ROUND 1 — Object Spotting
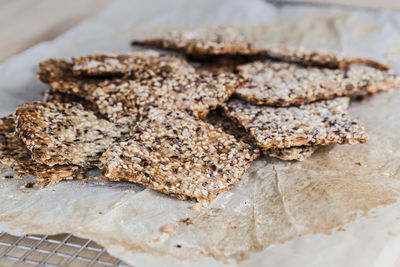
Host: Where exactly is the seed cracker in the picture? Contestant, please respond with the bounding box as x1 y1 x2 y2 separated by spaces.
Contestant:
101 108 259 201
262 45 389 70
0 115 84 187
90 71 243 124
72 51 195 77
14 102 128 167
222 97 368 150
43 89 100 113
205 110 317 161
131 26 389 70
131 26 388 70
38 59 127 100
235 60 399 106
132 26 260 56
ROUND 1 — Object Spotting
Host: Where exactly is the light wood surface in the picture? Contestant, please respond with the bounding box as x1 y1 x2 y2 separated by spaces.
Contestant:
0 0 110 62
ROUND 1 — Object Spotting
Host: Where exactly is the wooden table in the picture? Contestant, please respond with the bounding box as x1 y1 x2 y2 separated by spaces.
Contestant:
1 0 397 62
0 0 110 62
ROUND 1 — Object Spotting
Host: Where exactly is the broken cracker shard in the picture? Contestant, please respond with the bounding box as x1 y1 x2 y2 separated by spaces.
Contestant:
222 97 368 150
236 60 399 106
131 26 389 70
205 109 317 161
14 102 127 168
0 115 85 188
38 53 244 125
100 108 259 201
71 51 196 77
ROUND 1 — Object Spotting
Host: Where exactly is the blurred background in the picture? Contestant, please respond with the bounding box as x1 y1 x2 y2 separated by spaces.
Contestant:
0 0 399 62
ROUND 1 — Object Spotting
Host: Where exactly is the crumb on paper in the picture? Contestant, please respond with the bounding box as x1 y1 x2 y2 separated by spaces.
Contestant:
162 223 175 233
25 182 35 188
178 218 193 225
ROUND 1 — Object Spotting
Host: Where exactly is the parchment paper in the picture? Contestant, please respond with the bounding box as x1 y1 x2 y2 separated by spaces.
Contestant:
1 0 400 266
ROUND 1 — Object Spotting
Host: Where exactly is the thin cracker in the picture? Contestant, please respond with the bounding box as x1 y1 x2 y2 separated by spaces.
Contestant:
72 51 195 77
14 102 128 167
222 97 368 150
101 108 259 201
38 59 121 99
132 26 388 70
90 71 243 124
131 26 260 56
205 110 317 161
0 115 85 187
236 60 399 106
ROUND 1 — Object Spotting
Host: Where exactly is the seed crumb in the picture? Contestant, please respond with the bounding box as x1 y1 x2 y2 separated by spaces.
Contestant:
25 182 35 188
178 218 193 225
162 223 175 234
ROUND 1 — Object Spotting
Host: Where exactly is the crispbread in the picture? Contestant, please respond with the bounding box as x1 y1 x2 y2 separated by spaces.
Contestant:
235 60 399 106
205 110 317 161
38 59 121 99
101 108 259 201
0 115 84 187
262 45 389 70
43 89 100 113
132 26 260 56
90 71 243 123
222 97 368 150
72 51 195 77
14 102 128 167
131 26 389 70
38 55 240 123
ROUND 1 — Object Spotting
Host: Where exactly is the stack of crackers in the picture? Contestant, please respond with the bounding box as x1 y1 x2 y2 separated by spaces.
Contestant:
1 27 398 201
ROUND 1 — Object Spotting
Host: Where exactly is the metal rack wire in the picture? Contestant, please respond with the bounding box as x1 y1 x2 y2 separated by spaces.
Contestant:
0 232 131 267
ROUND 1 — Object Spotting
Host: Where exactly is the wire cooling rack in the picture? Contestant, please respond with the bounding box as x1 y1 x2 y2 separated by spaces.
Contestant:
0 232 131 267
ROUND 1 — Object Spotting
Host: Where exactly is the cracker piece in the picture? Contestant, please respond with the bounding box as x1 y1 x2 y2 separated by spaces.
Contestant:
205 110 316 161
222 97 368 150
101 108 259 201
43 89 100 113
0 115 84 187
14 102 128 167
235 60 399 106
263 46 389 70
90 71 243 123
132 27 388 70
72 51 195 77
132 26 260 56
38 59 121 99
